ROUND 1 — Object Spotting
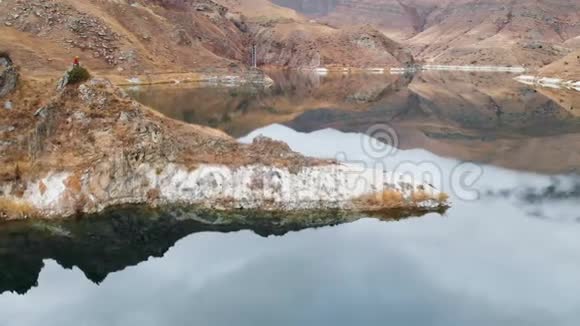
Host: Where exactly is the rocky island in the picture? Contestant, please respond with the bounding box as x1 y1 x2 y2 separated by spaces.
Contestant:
0 57 449 221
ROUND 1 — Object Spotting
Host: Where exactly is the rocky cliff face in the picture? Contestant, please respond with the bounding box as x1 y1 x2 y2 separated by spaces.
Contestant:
12 162 444 218
251 24 413 68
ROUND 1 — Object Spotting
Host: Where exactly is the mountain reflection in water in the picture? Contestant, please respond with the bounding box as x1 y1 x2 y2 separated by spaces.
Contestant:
128 70 580 174
0 206 426 295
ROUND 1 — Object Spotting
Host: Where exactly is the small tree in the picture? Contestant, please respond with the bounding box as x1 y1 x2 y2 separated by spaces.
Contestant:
67 65 91 84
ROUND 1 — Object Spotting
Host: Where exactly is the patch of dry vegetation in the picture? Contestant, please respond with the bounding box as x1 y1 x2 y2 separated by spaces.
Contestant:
356 189 406 208
412 190 432 203
0 197 38 220
436 192 449 204
356 188 450 209
0 161 31 182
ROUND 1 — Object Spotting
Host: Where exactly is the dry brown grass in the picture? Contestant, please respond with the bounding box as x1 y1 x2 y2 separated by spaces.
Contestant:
0 197 38 219
437 192 450 204
356 189 449 210
412 190 433 203
147 188 160 201
65 173 82 193
0 161 32 182
356 189 406 208
412 190 450 205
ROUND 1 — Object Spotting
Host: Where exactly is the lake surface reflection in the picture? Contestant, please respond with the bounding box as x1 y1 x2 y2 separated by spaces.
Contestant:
129 70 580 174
1 71 580 326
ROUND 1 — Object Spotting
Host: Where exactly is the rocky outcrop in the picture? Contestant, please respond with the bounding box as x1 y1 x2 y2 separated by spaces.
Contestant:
2 0 121 65
9 162 445 218
251 24 414 68
0 74 448 220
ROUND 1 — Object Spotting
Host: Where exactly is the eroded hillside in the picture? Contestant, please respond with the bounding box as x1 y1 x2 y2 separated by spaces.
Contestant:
0 0 252 76
273 0 580 68
220 0 414 67
540 49 580 79
0 0 413 78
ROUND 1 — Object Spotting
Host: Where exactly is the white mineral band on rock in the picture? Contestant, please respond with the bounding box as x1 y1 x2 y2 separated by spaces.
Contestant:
10 163 448 218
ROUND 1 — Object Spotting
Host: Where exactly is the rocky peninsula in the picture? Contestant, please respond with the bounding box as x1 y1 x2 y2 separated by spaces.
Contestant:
0 62 449 221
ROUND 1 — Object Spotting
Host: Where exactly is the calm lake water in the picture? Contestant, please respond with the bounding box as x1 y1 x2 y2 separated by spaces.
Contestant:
2 71 580 325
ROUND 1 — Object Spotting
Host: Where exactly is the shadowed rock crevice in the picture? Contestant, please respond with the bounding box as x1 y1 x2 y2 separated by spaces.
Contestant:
0 52 19 98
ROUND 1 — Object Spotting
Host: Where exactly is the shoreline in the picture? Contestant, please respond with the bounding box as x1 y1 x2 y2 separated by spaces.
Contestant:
17 63 539 90
514 75 580 91
1 162 449 221
391 64 527 74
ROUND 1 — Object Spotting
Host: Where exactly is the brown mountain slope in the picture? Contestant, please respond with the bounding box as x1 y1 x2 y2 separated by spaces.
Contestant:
0 0 254 76
220 0 414 67
273 0 439 41
407 0 580 67
539 49 580 79
251 23 414 68
272 0 580 68
0 0 412 78
564 35 580 49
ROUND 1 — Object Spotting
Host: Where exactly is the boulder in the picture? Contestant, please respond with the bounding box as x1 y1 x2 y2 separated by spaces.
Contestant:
56 68 72 91
0 54 19 98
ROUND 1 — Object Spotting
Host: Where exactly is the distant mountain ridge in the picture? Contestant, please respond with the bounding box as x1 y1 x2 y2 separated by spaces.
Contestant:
272 0 580 69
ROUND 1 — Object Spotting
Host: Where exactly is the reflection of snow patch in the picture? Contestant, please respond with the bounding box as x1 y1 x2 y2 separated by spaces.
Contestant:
513 75 536 85
367 68 385 74
423 65 526 73
514 75 580 92
313 67 328 76
392 65 525 73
